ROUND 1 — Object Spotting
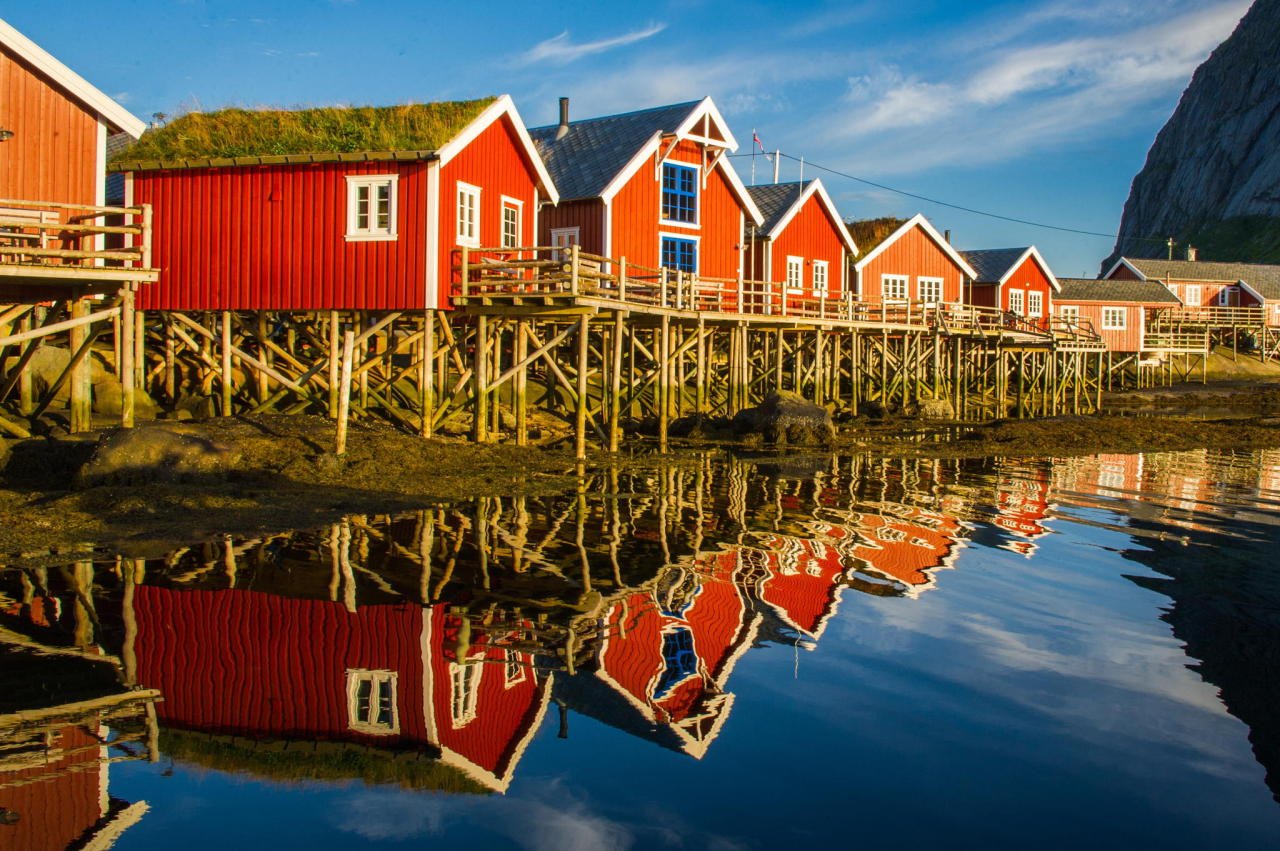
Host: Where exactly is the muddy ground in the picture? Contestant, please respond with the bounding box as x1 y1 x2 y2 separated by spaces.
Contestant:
2 381 1279 562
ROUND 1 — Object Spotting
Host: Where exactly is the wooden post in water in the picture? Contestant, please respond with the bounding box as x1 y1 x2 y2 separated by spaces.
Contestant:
575 314 589 460
610 311 623 452
335 329 355 455
659 315 671 451
516 318 529 446
695 316 707 414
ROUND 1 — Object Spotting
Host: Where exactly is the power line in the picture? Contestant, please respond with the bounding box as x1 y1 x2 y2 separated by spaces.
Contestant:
731 150 1165 245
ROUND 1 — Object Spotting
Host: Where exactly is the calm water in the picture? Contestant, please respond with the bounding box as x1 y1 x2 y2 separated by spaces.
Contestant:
3 447 1280 849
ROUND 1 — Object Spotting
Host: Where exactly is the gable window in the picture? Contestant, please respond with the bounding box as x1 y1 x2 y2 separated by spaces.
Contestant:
456 182 481 247
346 669 399 735
1185 284 1201 306
918 277 943 306
661 235 697 274
786 256 803 292
882 275 908 301
1027 290 1044 317
813 261 829 297
1008 289 1025 315
500 197 522 250
661 162 698 225
1102 306 1127 330
345 175 398 241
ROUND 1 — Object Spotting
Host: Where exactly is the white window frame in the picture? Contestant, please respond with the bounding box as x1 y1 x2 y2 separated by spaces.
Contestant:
1184 284 1201 306
550 226 580 261
456 181 481 248
813 260 829 297
1027 290 1043 317
1008 289 1025 315
917 276 943 306
882 274 908 302
1102 306 1127 330
499 196 523 251
1058 304 1080 323
1218 286 1232 306
504 649 527 688
786 256 803 292
344 175 398 242
659 160 700 229
346 669 399 735
450 660 483 728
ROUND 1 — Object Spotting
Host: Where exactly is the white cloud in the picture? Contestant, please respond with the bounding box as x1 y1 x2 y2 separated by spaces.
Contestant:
522 23 667 65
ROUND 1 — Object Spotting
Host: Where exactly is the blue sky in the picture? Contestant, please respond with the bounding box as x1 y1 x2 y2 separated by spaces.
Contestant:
7 0 1250 276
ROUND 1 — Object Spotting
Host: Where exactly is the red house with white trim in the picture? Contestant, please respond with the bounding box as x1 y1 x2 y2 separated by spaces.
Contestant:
530 97 763 290
112 95 557 312
962 246 1059 326
1054 277 1181 353
744 179 857 301
1107 255 1280 325
850 213 977 305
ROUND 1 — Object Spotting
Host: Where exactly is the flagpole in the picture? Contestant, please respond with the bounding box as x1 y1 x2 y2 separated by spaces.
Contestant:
751 128 757 186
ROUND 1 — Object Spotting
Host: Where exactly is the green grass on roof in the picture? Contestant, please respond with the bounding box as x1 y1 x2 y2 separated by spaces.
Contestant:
846 217 907 258
111 97 497 163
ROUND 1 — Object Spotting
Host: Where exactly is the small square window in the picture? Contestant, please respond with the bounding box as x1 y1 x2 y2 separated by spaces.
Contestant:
1027 291 1043 317
786 256 803 291
1102 307 1127 330
457 182 481 247
918 277 943 305
345 175 397 241
1009 289 1025 315
882 275 908 301
346 669 399 735
661 236 696 273
813 261 829 297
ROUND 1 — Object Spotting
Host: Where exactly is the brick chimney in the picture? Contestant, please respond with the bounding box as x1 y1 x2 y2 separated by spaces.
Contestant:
1186 245 1198 262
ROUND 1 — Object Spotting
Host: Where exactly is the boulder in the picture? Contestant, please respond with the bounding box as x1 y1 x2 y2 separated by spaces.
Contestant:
917 397 955 420
731 390 835 445
75 424 243 487
92 375 160 418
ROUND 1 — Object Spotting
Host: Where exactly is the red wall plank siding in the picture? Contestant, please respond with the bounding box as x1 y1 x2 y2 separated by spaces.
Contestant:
0 45 99 206
1000 254 1055 325
967 283 997 308
539 199 605 255
1054 301 1146 352
0 725 103 851
440 115 545 308
133 161 428 311
859 225 965 302
1108 264 1140 281
754 194 848 298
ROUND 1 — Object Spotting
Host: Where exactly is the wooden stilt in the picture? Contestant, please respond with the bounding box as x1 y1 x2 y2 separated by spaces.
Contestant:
120 285 136 428
335 329 355 455
68 298 92 433
516 318 529 446
609 311 623 452
575 315 589 461
220 310 233 416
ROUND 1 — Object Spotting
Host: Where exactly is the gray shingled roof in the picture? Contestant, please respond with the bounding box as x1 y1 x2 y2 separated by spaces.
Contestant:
961 247 1030 284
1057 277 1181 304
529 100 702 201
745 181 812 235
1119 257 1280 300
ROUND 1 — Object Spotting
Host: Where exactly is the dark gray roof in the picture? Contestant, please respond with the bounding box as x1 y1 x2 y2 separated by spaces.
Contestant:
746 181 812 235
1057 277 1181 304
530 100 702 201
961 247 1030 284
1119 257 1280 300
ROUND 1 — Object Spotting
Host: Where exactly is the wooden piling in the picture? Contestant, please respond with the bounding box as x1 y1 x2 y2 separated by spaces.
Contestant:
335 329 355 455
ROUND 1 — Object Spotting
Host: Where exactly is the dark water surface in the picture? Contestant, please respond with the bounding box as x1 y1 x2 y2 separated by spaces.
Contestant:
3 448 1280 849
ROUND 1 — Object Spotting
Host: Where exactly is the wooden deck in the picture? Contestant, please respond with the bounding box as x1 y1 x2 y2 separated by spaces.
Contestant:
0 198 158 292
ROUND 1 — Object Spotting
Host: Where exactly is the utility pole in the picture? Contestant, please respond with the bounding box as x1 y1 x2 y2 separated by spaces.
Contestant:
1167 237 1175 260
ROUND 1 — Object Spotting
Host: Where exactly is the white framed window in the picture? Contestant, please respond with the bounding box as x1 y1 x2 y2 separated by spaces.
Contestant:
786 256 803 292
1058 304 1080 323
882 274 908 301
813 260 829 297
504 649 527 688
346 669 399 735
1008 289 1025 315
345 175 398 241
500 196 522 250
1218 286 1233 306
918 277 943 306
660 161 698 227
550 226 579 261
450 661 483 728
1185 284 1201 306
1027 290 1043 317
1102 306 1127 330
456 181 481 247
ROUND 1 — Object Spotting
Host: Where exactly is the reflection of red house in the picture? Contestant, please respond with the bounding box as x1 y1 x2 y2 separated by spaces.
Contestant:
815 506 966 597
589 555 759 758
992 465 1053 556
748 530 852 641
132 587 550 792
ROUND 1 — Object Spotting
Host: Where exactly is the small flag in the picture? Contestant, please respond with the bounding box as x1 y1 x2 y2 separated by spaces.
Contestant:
753 131 765 153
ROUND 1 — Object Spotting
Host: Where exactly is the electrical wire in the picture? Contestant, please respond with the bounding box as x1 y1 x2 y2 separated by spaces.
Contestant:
732 150 1166 245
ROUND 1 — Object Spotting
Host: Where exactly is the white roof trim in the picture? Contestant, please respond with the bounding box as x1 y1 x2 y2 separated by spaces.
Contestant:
673 96 739 152
1238 279 1271 303
436 94 559 203
0 18 146 138
766 179 858 254
1104 257 1147 281
854 213 978 278
993 246 1060 293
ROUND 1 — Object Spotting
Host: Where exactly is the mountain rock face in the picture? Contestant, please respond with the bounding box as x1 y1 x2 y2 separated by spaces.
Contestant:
1108 0 1280 269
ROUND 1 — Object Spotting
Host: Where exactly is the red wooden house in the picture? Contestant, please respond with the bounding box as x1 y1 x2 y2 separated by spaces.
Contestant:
0 19 145 210
111 95 557 312
530 97 763 286
1107 256 1280 325
132 587 550 792
744 179 858 300
962 246 1059 325
991 464 1053 557
850 213 977 305
1054 277 1181 353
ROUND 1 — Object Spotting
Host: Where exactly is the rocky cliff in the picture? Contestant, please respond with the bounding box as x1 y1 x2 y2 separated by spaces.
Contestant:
1108 0 1280 268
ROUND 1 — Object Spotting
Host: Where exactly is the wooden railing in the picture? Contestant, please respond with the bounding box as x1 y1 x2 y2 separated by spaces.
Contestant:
1143 330 1210 353
0 199 152 270
1152 305 1265 328
454 245 1109 348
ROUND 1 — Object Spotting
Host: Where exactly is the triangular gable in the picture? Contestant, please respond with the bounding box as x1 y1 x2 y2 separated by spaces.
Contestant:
1104 257 1148 281
1238 278 1272 303
437 94 559 203
995 246 1060 294
854 213 978 278
0 18 145 137
766 179 858 254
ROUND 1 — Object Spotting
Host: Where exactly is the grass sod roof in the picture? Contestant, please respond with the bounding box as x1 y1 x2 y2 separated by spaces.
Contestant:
845 217 908 259
108 97 497 171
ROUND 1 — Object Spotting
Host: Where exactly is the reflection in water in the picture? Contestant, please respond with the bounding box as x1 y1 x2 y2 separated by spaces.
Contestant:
2 448 1280 843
